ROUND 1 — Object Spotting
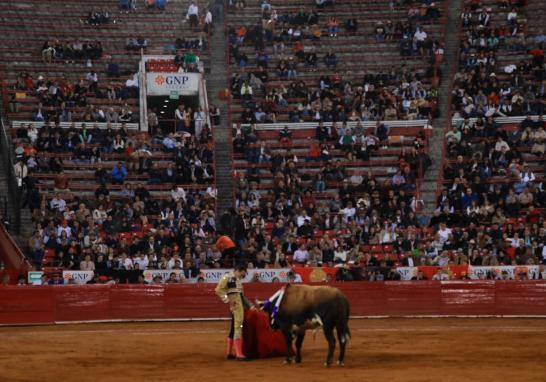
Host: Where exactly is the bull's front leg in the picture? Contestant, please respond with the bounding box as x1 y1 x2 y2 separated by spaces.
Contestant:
282 329 294 364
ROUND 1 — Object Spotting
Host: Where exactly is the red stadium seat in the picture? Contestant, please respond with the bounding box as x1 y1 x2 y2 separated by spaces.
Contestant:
382 245 394 253
371 245 383 254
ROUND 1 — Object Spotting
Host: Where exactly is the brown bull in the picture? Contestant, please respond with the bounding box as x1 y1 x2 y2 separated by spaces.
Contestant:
258 284 351 366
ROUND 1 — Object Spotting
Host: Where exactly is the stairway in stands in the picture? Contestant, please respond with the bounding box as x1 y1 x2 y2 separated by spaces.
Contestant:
421 0 463 215
206 0 234 218
0 118 33 243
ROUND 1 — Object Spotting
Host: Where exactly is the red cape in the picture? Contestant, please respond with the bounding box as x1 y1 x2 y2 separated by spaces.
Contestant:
243 309 292 359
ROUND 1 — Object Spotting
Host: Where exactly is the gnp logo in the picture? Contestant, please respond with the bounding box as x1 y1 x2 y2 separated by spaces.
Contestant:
155 75 166 85
155 74 190 86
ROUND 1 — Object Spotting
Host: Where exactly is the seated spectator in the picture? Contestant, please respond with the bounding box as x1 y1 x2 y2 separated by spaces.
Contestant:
345 18 358 33
279 126 292 144
106 60 120 77
126 37 148 50
111 161 128 184
324 50 337 68
119 0 136 13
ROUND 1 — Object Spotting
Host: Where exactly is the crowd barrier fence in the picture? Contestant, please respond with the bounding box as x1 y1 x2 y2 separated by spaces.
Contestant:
1 281 546 325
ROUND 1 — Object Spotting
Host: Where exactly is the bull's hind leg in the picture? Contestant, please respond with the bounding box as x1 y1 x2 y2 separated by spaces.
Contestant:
336 326 346 366
283 329 294 364
295 332 305 363
323 326 336 367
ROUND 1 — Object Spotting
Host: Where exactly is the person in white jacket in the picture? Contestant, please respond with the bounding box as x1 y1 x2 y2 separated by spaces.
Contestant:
186 1 199 29
193 106 206 138
13 160 28 188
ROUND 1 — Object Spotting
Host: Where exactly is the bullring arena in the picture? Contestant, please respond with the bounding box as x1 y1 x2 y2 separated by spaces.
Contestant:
2 282 546 381
1 0 546 381
2 318 546 382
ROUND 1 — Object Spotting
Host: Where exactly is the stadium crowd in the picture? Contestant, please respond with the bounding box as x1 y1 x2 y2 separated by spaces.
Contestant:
12 116 217 277
2 0 545 286
438 0 546 270
453 0 544 118
227 0 442 124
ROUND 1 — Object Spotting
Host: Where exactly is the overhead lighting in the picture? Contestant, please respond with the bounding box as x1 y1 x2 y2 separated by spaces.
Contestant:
160 111 165 114
164 99 169 103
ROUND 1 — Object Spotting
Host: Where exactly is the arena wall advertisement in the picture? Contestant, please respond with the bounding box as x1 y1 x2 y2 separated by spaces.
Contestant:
396 265 543 280
26 266 545 285
142 268 292 283
467 265 540 280
62 271 94 284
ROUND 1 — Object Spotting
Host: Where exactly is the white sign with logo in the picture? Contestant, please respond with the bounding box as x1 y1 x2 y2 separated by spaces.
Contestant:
62 271 94 284
468 265 540 280
143 268 292 284
396 267 419 281
146 72 200 96
143 270 188 283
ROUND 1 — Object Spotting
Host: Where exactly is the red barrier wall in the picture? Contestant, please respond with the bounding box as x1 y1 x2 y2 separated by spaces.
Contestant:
1 281 546 325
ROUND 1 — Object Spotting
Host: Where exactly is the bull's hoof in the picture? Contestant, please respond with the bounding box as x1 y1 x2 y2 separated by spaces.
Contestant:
295 358 302 364
226 355 236 360
324 362 332 368
283 358 294 365
337 361 345 367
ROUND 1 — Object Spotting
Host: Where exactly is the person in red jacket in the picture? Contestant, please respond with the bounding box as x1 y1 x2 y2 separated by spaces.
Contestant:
216 235 237 266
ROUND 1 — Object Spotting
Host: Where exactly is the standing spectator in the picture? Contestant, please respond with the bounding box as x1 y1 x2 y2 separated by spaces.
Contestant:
175 104 186 132
194 106 206 138
186 1 199 29
204 8 213 34
148 108 159 134
85 70 99 95
13 160 28 189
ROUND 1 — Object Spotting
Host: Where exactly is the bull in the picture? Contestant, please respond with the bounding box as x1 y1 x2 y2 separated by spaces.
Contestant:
257 284 351 367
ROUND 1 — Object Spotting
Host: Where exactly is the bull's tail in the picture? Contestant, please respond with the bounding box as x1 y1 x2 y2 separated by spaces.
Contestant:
338 296 351 344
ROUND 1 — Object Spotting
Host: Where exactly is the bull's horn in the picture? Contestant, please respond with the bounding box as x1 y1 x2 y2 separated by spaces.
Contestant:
255 299 265 305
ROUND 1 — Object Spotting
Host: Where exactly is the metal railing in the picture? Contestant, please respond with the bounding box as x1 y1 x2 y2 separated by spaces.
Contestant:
0 117 21 234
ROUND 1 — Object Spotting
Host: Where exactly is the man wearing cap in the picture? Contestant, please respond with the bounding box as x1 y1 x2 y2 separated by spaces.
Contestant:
215 264 252 360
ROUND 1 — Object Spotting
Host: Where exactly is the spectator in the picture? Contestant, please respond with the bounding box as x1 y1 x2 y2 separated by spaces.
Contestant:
111 162 128 184
187 1 199 29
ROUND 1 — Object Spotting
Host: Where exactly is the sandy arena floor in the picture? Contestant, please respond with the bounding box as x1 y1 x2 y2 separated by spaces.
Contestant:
0 319 545 382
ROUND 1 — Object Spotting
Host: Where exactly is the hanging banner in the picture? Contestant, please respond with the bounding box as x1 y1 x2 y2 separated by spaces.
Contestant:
146 72 200 96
